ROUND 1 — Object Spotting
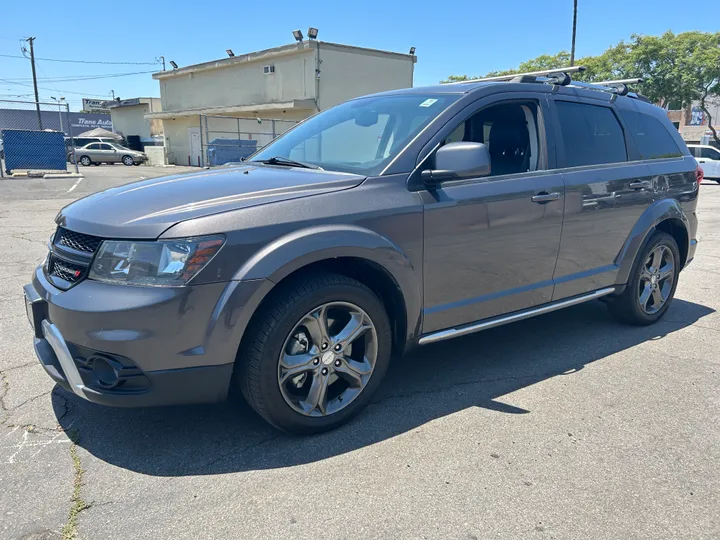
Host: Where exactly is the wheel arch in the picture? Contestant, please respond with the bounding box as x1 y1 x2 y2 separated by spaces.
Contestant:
615 198 691 285
208 225 422 363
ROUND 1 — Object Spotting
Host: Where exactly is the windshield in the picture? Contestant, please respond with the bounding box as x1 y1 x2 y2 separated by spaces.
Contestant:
250 93 460 175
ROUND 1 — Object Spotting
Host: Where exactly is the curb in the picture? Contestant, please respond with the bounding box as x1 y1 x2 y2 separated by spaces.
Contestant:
43 173 84 179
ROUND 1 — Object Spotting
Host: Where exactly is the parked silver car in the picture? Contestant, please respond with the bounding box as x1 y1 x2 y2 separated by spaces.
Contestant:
76 142 147 166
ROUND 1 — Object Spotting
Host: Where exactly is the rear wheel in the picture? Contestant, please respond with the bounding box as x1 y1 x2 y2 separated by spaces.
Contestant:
608 231 680 325
236 273 392 434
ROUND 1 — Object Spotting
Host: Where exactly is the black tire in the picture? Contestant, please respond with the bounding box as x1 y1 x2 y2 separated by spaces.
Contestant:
608 231 680 325
236 272 392 434
79 156 91 166
122 155 134 166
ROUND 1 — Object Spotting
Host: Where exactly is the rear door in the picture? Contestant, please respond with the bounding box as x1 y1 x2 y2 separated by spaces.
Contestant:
97 143 117 162
549 96 653 300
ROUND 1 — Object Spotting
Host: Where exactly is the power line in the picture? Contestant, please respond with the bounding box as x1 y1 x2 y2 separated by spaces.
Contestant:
0 53 160 65
3 70 157 83
0 78 111 98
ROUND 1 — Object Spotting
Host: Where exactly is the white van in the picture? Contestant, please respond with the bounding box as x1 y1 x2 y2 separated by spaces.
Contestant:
687 144 720 181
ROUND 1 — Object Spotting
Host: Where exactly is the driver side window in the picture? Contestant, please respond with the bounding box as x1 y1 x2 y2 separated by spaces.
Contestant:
440 101 541 176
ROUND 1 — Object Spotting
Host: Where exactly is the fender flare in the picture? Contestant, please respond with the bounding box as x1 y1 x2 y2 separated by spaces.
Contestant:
615 198 690 285
206 225 422 360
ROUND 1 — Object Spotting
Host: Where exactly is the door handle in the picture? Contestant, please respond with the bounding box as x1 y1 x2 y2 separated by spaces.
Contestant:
629 180 652 190
531 191 561 204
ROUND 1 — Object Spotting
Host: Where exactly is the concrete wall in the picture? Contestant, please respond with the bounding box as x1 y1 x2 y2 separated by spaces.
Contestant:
111 99 164 140
317 44 414 110
111 104 151 139
160 51 316 112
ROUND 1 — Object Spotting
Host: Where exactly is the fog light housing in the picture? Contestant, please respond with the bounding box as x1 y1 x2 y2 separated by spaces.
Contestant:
87 355 120 388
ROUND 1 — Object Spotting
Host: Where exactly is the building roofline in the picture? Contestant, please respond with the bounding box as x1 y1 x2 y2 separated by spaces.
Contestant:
152 41 415 80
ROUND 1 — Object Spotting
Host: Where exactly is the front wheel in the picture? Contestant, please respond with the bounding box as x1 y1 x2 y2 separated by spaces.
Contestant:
122 155 134 166
608 231 680 325
236 273 392 434
79 156 91 166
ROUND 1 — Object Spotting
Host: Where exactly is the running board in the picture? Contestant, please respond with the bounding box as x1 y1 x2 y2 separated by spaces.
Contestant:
418 287 616 345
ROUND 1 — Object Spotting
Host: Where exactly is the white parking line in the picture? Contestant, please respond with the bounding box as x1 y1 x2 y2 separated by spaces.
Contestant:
66 177 84 193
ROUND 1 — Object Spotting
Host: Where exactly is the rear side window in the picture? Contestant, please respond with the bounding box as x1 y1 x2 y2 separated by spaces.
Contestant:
555 101 627 167
619 110 683 160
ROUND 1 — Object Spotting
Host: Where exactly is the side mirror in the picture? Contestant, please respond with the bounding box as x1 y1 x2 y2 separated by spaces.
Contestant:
422 142 491 187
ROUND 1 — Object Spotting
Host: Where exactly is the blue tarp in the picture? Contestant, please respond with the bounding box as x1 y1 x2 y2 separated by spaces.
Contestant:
2 129 67 172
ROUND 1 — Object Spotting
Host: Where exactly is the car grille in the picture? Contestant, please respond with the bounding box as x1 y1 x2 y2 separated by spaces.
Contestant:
50 257 86 283
47 227 104 289
56 227 102 254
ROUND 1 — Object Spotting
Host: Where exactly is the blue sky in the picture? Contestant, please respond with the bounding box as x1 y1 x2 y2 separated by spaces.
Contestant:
1 0 717 110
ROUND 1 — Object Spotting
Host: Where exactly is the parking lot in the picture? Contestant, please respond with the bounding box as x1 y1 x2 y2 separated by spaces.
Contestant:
1 166 718 540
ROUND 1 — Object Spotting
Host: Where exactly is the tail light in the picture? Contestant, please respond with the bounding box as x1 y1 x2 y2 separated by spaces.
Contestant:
696 165 705 184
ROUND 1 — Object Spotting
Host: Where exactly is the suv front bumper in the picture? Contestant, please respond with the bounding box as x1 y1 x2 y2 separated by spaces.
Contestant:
24 266 264 407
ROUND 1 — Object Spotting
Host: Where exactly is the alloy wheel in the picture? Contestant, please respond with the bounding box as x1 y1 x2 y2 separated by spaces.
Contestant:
638 244 675 314
277 302 378 417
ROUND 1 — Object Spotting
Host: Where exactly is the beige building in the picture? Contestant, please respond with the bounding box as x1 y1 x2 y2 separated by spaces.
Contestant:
109 98 163 142
147 40 416 165
667 96 720 145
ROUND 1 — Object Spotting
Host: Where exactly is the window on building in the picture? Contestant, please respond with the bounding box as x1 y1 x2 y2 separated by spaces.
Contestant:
555 101 627 167
619 109 683 160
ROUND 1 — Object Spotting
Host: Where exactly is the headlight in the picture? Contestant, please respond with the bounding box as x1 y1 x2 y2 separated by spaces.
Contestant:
89 236 224 287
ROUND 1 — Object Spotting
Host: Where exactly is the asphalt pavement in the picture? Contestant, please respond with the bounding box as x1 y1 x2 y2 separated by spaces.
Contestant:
1 166 719 540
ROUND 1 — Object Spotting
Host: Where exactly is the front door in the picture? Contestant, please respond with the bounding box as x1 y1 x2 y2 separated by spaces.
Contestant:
188 127 202 167
421 98 564 334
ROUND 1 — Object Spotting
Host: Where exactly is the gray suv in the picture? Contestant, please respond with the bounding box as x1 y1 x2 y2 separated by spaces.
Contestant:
24 70 699 433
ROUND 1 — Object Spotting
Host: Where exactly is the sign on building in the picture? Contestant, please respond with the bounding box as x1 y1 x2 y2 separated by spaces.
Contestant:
82 98 113 113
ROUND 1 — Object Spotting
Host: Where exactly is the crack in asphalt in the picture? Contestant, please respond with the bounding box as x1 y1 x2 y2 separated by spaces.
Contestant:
0 369 9 424
62 431 91 540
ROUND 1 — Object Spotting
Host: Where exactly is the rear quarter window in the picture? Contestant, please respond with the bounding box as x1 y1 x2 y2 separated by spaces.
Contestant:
619 109 683 160
555 101 627 167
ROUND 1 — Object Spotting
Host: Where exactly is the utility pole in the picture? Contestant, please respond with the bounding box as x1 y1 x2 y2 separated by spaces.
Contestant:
26 37 43 129
570 0 578 66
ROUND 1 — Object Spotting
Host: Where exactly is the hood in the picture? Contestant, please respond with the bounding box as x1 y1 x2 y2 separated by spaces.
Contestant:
57 165 365 238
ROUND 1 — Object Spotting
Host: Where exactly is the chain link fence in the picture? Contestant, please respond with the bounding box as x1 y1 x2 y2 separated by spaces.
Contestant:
200 115 298 167
0 99 78 176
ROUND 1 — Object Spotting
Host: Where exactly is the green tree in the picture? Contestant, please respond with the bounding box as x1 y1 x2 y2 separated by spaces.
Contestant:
442 31 720 145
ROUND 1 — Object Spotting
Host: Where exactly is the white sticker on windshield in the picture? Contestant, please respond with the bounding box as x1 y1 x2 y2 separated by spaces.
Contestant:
419 98 438 107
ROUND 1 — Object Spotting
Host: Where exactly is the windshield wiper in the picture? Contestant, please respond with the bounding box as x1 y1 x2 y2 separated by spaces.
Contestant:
252 156 322 170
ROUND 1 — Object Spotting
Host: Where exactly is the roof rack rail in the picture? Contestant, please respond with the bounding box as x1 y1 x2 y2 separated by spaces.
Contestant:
594 78 644 86
446 65 586 85
569 81 630 96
